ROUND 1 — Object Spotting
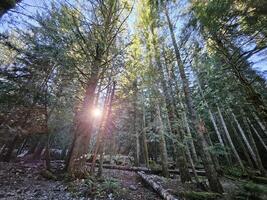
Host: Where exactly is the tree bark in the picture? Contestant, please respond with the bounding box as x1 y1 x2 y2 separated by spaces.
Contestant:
137 172 179 200
217 107 244 170
252 112 267 136
156 103 169 178
243 117 265 175
164 6 223 193
141 94 150 167
155 42 191 182
68 65 100 178
249 119 267 152
231 112 258 165
229 120 254 169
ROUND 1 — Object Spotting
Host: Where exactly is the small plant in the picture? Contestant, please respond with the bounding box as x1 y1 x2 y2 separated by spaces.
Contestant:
102 178 120 193
223 166 247 178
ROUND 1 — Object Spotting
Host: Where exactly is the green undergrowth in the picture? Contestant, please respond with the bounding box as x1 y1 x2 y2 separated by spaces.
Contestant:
223 166 248 178
234 181 267 200
66 176 125 199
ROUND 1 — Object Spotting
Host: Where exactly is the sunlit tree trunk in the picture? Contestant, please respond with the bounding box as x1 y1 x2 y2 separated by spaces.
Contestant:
68 64 100 178
164 6 223 193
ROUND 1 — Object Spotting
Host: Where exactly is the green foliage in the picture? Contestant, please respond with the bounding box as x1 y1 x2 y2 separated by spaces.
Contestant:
101 178 120 193
223 166 247 178
235 182 267 200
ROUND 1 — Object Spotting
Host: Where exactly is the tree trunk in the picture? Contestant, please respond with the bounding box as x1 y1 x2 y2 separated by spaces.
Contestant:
44 134 51 170
155 43 191 182
164 6 223 193
68 66 99 178
217 107 244 170
249 119 267 152
17 137 28 156
231 112 258 165
183 113 198 164
156 103 169 178
229 120 254 169
252 112 267 136
137 172 179 200
133 79 140 167
243 117 265 175
141 95 150 167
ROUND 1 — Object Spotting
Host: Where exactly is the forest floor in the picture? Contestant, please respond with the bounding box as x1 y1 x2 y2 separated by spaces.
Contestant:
0 161 266 200
0 161 161 200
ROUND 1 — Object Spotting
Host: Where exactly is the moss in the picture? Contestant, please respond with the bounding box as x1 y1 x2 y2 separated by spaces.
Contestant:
181 191 222 200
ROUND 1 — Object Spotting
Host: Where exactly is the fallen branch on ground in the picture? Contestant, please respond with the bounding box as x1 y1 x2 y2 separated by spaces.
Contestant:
137 171 179 200
88 163 206 176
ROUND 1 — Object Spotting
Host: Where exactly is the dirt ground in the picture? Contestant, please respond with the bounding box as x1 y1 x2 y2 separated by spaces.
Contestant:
0 161 161 200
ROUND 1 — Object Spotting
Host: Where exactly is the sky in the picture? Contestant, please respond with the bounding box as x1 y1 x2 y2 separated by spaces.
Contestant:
0 0 266 75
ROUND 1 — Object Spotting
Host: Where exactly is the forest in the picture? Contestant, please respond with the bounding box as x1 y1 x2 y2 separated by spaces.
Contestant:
0 0 267 199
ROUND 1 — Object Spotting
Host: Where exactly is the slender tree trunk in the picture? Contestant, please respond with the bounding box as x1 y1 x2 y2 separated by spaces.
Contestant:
164 6 223 193
17 137 28 156
231 112 258 165
32 140 46 160
97 146 104 177
93 81 116 176
183 113 198 164
141 95 149 167
229 121 254 169
133 79 140 167
204 133 221 173
156 103 169 178
248 119 267 152
217 107 244 170
0 144 6 157
252 112 267 136
44 134 51 170
243 117 265 175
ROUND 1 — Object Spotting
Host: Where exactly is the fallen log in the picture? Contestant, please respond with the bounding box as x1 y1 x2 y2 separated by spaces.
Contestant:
89 164 206 176
137 171 179 200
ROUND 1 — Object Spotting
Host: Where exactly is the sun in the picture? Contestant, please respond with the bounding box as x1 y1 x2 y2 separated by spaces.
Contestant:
92 108 102 118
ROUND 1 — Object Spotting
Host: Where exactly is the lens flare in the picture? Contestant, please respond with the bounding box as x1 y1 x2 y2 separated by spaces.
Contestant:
92 108 102 118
